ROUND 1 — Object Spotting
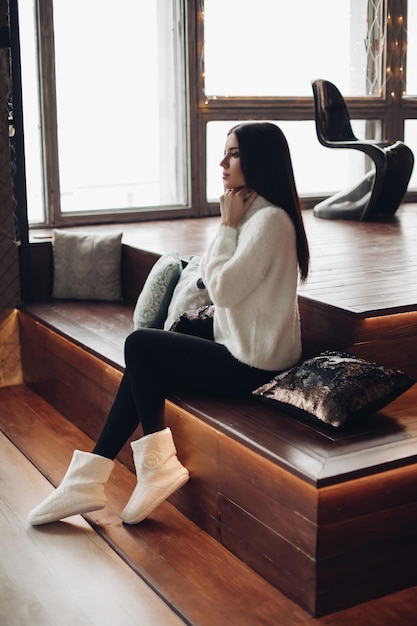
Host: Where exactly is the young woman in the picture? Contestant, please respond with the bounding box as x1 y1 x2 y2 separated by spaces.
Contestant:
28 122 309 527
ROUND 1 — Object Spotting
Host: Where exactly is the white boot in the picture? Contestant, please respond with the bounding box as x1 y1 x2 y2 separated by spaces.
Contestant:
28 450 115 526
121 427 189 525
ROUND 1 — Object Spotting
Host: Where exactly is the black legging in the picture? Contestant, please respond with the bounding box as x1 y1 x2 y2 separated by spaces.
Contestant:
92 328 274 459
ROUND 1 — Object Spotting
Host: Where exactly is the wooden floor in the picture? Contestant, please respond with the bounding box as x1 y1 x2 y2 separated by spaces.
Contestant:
0 431 185 626
2 386 417 626
298 205 417 316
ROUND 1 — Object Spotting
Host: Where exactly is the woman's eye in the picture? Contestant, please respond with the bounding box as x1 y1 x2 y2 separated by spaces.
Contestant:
231 151 240 158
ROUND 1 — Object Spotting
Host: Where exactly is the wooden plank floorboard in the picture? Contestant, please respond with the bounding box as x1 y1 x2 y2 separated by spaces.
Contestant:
22 302 130 370
0 432 185 626
298 205 417 315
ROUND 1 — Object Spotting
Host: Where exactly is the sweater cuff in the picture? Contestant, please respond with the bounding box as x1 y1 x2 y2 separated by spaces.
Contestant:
218 224 238 240
215 225 238 253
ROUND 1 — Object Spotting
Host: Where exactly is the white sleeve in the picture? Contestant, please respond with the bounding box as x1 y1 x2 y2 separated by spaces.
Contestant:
200 210 293 308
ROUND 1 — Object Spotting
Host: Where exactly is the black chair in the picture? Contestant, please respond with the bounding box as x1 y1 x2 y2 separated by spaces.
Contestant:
311 79 414 221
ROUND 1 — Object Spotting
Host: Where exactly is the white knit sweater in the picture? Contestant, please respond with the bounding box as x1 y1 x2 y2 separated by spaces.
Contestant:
199 195 302 371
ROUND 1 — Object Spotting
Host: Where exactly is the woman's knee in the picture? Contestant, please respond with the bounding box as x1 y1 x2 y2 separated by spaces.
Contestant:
125 328 153 360
124 327 170 363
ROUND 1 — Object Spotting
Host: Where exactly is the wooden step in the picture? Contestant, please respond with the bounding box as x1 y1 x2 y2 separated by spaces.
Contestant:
0 384 309 626
17 307 417 616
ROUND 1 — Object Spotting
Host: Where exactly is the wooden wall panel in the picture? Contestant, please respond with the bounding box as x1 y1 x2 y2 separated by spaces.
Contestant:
318 464 417 524
0 309 22 386
27 240 53 303
220 495 317 615
121 246 160 304
165 401 220 536
315 536 417 616
218 434 318 545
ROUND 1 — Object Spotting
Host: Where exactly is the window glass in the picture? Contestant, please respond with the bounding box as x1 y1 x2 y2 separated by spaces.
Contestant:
207 120 374 202
20 0 187 222
18 0 44 224
54 0 187 214
203 0 377 97
404 120 417 189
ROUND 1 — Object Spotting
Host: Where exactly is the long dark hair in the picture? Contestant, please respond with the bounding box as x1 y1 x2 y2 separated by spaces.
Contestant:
230 122 309 281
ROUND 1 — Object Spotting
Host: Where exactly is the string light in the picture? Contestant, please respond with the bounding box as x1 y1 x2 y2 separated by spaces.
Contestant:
385 2 407 100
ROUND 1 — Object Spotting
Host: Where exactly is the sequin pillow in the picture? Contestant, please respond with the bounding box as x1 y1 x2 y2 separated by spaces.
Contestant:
253 351 415 428
133 252 182 329
52 230 123 301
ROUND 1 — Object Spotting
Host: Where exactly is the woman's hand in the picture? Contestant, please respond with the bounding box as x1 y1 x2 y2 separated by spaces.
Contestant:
219 187 258 228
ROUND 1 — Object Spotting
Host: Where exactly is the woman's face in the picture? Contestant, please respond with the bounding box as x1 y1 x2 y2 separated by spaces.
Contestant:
220 132 246 190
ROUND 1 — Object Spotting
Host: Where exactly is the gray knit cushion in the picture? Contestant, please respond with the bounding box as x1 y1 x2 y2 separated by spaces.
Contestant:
52 230 123 301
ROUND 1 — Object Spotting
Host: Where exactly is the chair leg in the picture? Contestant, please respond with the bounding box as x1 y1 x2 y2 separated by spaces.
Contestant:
361 142 414 220
314 142 414 221
313 170 377 221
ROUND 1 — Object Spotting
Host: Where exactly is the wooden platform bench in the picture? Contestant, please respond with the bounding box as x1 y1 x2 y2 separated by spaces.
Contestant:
15 212 417 616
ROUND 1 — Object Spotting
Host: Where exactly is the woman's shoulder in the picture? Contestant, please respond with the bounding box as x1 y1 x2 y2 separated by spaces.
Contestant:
249 196 293 228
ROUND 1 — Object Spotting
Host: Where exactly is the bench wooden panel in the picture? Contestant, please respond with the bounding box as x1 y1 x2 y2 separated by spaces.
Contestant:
168 395 417 615
18 307 417 615
299 297 417 377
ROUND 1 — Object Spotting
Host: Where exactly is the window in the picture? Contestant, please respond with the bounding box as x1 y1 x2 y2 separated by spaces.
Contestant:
403 0 417 189
19 0 188 225
18 1 417 226
54 1 187 216
201 0 417 208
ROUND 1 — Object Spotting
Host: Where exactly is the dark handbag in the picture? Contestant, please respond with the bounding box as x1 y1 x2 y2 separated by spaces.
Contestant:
169 305 215 341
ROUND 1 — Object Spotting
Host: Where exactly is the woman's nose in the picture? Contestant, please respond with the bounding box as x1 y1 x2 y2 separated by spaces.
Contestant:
220 155 228 168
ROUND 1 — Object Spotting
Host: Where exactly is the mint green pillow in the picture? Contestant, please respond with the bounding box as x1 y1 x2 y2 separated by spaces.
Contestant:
133 252 182 329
